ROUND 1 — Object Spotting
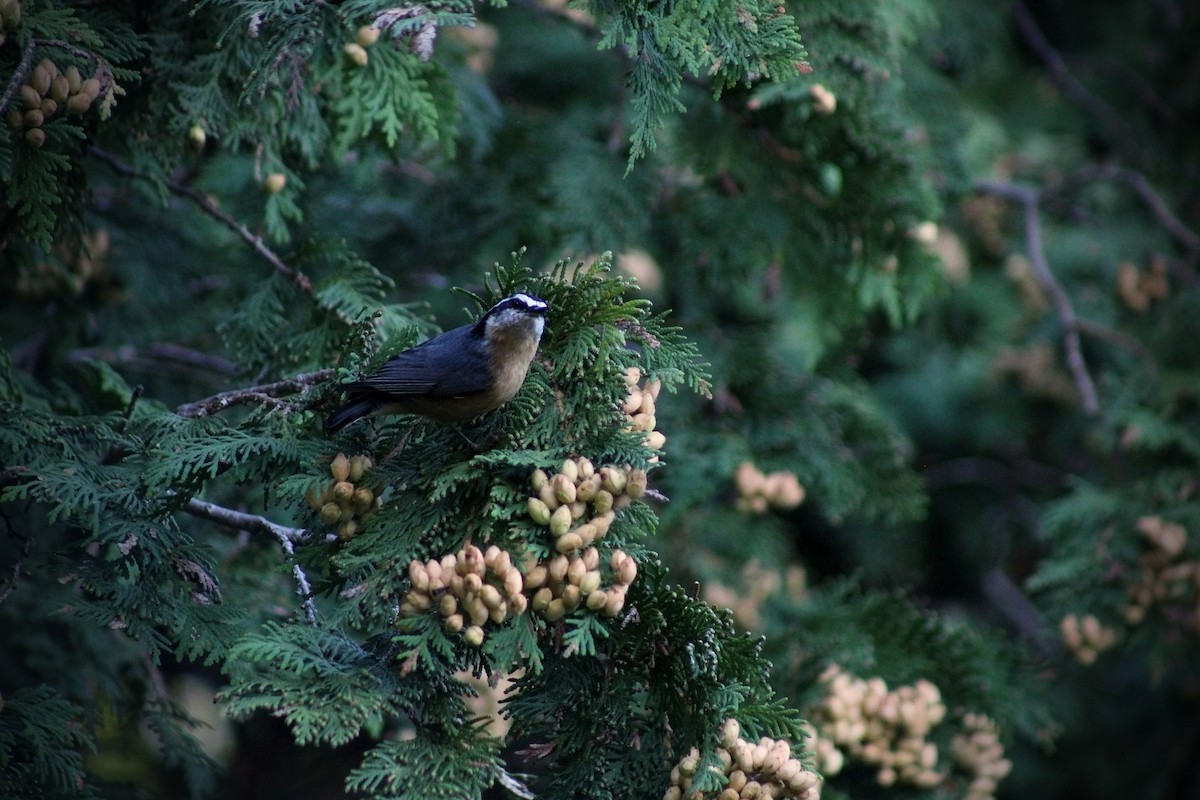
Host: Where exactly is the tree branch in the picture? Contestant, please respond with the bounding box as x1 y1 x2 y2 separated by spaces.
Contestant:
1011 1 1140 163
175 368 334 418
68 343 239 377
1071 163 1200 257
975 179 1100 415
181 497 319 623
88 146 313 294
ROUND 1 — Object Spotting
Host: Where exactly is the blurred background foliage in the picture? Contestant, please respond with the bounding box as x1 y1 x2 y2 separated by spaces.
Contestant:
3 0 1200 797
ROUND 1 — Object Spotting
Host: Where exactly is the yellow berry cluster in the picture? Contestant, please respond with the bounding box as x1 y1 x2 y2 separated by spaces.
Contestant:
343 25 380 68
527 458 645 555
624 367 666 455
663 718 821 800
733 462 805 514
703 560 808 630
402 544 527 647
0 0 20 45
950 713 1012 800
524 546 637 621
1058 613 1117 665
1117 257 1169 313
5 59 102 149
1124 515 1199 634
305 453 381 540
808 666 946 789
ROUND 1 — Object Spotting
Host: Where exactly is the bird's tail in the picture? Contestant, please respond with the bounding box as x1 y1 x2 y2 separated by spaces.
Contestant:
325 396 377 434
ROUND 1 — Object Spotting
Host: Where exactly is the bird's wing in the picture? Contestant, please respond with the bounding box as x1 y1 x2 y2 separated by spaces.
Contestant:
353 325 491 397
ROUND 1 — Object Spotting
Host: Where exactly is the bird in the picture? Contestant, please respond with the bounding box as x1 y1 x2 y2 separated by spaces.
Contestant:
325 292 548 434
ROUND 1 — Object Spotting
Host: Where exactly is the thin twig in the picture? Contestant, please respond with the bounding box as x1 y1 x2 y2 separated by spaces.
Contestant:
1070 163 1200 257
87 146 313 294
176 368 334 418
0 521 31 608
981 568 1064 660
1011 1 1139 162
975 179 1100 415
182 497 318 623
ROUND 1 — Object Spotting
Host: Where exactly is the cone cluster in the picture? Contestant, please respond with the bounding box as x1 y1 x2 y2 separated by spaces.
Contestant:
1124 514 1199 635
1058 612 1117 665
343 25 379 68
17 228 110 300
0 0 20 45
734 462 805 514
623 367 666 456
1117 256 1168 313
527 458 645 555
305 453 381 540
703 560 808 630
950 713 1012 800
663 718 821 800
5 58 102 149
808 666 946 790
401 544 527 647
524 546 637 621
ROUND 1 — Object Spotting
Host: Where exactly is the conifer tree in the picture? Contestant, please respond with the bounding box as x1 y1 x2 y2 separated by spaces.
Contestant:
3 1 1200 799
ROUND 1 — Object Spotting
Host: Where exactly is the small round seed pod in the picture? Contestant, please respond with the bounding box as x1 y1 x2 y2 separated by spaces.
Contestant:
19 85 40 110
465 597 489 627
407 591 432 612
64 66 82 93
576 474 599 502
582 547 600 570
348 454 372 481
23 127 44 148
510 592 528 615
548 555 570 584
30 63 52 95
579 570 601 595
65 92 92 115
320 502 342 525
721 718 741 749
330 453 351 481
463 572 483 594
480 584 503 610
530 468 549 491
586 589 607 611
342 41 369 67
488 601 507 624
570 501 587 520
553 473 577 505
528 497 552 525
263 172 287 194
23 108 43 128
549 505 572 538
603 586 627 616
555 532 583 554
332 480 354 503
408 561 430 593
463 625 485 647
593 490 614 515
531 587 553 612
626 469 647 499
577 457 595 479
574 522 597 546
39 97 56 116
524 564 548 591
443 613 464 634
352 487 375 513
355 25 380 47
544 598 566 621
560 458 579 482
538 481 560 511
566 557 587 586
438 593 458 617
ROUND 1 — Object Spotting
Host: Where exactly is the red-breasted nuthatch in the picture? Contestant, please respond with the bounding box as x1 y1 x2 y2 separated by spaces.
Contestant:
325 293 548 433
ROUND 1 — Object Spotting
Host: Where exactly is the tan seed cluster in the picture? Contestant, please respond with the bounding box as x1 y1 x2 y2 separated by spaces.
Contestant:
5 59 102 149
343 25 380 67
16 228 112 301
1124 515 1199 633
305 453 381 540
1117 256 1169 313
734 463 805 514
624 367 666 456
401 544 527 647
951 713 1012 800
1058 613 1117 665
524 546 636 621
0 0 20 46
808 666 945 789
809 84 836 115
703 559 808 630
663 718 821 800
527 458 645 555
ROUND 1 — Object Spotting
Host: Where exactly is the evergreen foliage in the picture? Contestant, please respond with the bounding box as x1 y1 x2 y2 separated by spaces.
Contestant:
3 0 1200 798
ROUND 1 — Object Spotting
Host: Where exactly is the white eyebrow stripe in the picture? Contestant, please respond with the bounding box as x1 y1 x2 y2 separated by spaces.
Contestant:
510 293 547 310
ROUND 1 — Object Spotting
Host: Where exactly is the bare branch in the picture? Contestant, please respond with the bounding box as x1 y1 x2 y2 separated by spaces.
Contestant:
1071 163 1200 257
981 568 1064 660
975 179 1100 415
181 497 319 623
68 343 239 377
88 147 313 294
176 368 334 418
1011 1 1139 162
